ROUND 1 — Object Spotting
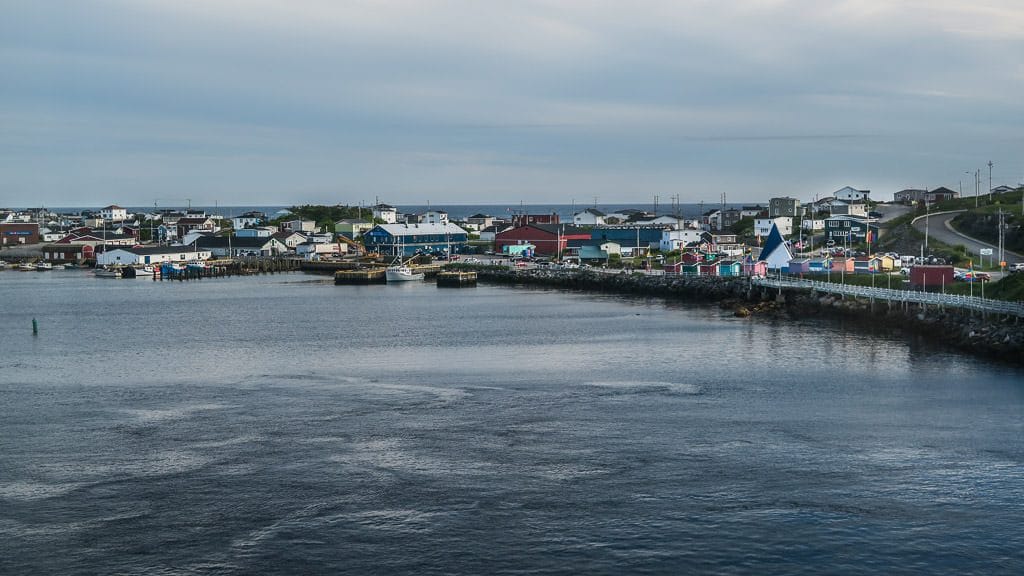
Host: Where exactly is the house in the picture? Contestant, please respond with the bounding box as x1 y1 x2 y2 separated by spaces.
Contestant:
418 210 449 225
573 208 606 226
42 244 92 263
579 241 621 261
787 258 811 275
758 223 793 270
769 197 801 218
894 186 959 204
801 219 825 232
740 205 767 218
755 217 793 238
702 209 722 231
180 230 214 247
590 226 664 257
176 217 217 240
195 236 287 257
681 263 702 276
372 204 398 224
511 212 560 227
99 205 128 222
991 185 1015 195
660 229 704 252
876 254 897 271
699 262 718 276
478 224 512 243
717 260 741 277
334 219 373 240
273 230 309 250
635 215 688 229
55 229 135 247
604 209 653 223
808 258 831 273
0 222 40 245
711 234 745 257
231 211 266 229
494 224 591 257
833 186 870 202
830 202 867 217
830 257 855 273
742 257 767 277
363 222 469 256
680 251 704 264
96 246 212 266
235 227 274 238
281 219 316 233
824 216 880 244
466 213 495 229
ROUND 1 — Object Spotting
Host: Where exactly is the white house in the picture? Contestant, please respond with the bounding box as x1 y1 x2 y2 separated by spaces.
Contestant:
372 204 398 224
833 186 871 202
660 229 704 252
97 246 212 266
758 224 793 270
99 205 128 222
231 211 265 229
419 210 449 225
195 236 287 257
573 208 606 226
755 217 793 238
235 227 274 238
801 219 825 232
636 215 688 229
281 219 316 233
830 202 867 217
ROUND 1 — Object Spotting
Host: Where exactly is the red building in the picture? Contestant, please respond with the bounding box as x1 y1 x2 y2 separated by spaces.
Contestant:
0 222 40 245
494 224 591 257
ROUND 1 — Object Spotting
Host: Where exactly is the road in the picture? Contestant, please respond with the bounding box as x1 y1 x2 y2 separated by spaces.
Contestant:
912 210 1023 265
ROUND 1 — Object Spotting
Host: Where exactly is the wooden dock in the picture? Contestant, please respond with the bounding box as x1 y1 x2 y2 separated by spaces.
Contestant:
334 268 387 284
436 270 477 287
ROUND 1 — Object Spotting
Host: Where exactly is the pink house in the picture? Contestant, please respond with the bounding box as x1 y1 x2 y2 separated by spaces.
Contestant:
743 258 767 277
830 257 855 273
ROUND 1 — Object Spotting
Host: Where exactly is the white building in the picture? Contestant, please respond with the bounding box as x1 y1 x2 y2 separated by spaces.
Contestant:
636 215 688 229
833 186 871 202
296 241 347 260
801 219 825 232
660 229 704 252
282 219 316 233
100 205 128 222
97 246 211 266
419 210 449 225
572 208 606 226
372 204 398 224
755 217 793 238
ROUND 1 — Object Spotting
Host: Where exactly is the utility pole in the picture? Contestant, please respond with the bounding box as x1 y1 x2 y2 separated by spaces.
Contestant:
988 160 993 199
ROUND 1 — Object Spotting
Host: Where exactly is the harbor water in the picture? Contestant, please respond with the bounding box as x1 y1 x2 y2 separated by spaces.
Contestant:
1 271 1022 574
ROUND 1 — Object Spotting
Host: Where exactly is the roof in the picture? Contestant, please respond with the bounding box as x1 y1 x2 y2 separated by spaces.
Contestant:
468 213 492 219
103 205 125 210
176 217 213 225
528 223 591 236
335 218 371 225
372 223 468 236
103 245 207 255
195 236 280 248
576 208 606 217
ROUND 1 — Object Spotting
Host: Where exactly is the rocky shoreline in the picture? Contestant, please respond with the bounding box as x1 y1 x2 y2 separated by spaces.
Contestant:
463 266 1024 365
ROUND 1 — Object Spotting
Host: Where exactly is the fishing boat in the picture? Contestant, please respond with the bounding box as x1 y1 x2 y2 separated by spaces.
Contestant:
19 262 35 271
94 266 122 279
385 263 425 282
121 265 154 279
0 260 8 270
35 262 53 271
51 264 66 270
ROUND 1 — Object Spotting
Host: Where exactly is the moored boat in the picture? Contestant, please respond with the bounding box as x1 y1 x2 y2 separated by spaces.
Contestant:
94 266 122 279
19 262 35 271
385 264 425 282
35 262 53 271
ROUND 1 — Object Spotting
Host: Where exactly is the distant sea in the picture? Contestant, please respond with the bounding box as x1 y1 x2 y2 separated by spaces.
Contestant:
25 203 751 221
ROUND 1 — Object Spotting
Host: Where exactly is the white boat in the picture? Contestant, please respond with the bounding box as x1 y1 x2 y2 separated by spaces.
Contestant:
35 262 53 271
386 264 425 282
94 266 122 279
51 264 66 270
123 265 154 279
19 262 35 271
0 260 7 270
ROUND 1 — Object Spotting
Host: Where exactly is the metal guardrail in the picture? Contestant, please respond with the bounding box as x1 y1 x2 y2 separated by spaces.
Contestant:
752 276 1024 317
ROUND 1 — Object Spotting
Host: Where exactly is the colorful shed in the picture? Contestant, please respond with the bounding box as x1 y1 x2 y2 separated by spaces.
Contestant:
830 257 854 273
699 262 718 276
717 260 741 277
787 258 810 274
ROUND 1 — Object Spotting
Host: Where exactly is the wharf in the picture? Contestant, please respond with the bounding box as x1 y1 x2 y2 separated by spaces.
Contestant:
334 268 386 284
436 270 477 287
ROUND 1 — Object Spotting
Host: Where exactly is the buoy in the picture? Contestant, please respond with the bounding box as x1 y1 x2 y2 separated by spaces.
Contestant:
32 318 38 335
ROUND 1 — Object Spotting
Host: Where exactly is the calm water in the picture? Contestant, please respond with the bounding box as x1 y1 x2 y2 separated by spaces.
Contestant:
1 271 1022 575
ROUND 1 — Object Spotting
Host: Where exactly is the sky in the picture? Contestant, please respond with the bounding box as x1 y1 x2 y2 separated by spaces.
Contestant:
2 0 1023 207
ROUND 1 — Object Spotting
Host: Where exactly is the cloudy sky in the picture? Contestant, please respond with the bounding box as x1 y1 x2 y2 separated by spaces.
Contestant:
2 0 1023 207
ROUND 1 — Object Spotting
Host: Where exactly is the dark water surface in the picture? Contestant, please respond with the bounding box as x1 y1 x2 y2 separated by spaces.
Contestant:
2 271 1022 575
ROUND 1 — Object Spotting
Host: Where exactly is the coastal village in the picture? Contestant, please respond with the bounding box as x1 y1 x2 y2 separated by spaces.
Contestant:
1 184 1022 292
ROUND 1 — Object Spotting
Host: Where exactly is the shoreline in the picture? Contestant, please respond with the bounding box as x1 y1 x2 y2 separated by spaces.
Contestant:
459 266 1024 366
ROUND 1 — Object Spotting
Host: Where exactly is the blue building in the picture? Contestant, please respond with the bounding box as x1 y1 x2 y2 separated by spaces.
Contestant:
363 223 469 256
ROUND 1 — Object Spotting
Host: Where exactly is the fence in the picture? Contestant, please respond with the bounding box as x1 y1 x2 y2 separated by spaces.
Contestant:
752 276 1024 317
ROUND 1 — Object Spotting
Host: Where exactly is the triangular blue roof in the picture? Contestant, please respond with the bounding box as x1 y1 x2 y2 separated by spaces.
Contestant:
760 223 794 269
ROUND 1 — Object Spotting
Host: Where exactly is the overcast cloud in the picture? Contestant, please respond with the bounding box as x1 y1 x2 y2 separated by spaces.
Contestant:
2 0 1023 207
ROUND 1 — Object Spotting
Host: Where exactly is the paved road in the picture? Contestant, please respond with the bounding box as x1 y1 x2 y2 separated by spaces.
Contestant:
912 210 1023 265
